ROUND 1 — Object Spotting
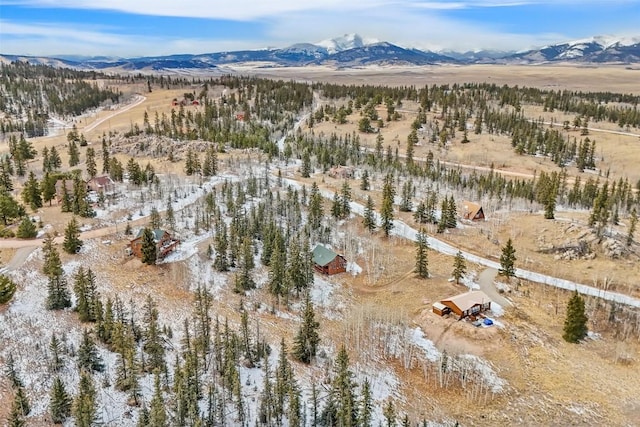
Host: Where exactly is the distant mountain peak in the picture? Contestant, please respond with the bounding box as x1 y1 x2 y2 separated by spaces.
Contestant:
316 33 374 54
2 33 639 71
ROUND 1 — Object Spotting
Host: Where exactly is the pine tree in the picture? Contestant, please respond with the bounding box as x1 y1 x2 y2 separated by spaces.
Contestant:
137 405 149 427
327 345 356 427
308 182 324 230
285 236 307 297
0 274 17 304
73 268 100 322
331 192 342 220
499 238 517 278
72 176 94 217
149 207 162 230
141 227 158 265
202 145 218 177
50 146 62 170
452 251 467 285
268 231 287 300
340 181 352 217
414 228 429 279
213 222 229 271
563 291 588 343
49 333 64 372
380 173 395 237
68 140 80 167
81 148 95 180
102 139 110 173
74 267 90 321
12 386 31 418
446 195 457 229
50 376 72 424
7 394 26 427
21 171 42 211
77 329 105 373
42 234 72 309
383 400 396 427
60 179 72 213
301 152 311 178
0 190 24 225
47 273 72 310
73 371 97 427
165 197 175 231
362 195 376 232
5 353 23 389
63 217 83 254
149 372 167 426
627 208 637 247
360 169 370 191
399 180 413 212
41 172 57 206
292 292 320 364
16 216 37 239
142 296 166 373
358 378 373 427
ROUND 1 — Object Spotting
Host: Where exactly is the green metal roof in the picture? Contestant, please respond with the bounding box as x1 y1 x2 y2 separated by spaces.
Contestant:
135 228 166 242
312 244 339 267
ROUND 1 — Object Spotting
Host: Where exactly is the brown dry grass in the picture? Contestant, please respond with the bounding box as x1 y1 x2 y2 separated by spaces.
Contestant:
236 64 640 95
0 247 16 266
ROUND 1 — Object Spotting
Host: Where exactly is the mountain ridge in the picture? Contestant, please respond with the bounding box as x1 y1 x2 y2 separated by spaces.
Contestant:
2 33 639 71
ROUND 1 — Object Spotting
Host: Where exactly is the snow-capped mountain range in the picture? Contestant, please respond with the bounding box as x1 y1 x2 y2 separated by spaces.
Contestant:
1 34 639 71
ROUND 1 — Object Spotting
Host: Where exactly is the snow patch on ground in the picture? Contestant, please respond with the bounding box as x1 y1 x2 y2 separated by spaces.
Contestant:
461 270 480 290
458 354 507 393
310 275 346 319
410 327 440 362
490 302 505 317
346 261 362 276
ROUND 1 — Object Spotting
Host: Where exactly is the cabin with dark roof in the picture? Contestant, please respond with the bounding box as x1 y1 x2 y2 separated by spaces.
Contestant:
87 175 115 194
462 201 485 221
129 229 179 260
312 244 347 275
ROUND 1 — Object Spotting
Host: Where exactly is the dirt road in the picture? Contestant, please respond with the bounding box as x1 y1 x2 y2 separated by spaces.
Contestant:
83 94 146 134
477 268 512 308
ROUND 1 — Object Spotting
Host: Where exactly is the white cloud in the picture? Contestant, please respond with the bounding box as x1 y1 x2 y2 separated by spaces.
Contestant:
7 0 638 20
2 0 638 56
0 20 269 56
3 0 381 20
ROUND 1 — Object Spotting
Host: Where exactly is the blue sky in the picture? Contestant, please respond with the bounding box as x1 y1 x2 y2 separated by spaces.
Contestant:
1 0 639 56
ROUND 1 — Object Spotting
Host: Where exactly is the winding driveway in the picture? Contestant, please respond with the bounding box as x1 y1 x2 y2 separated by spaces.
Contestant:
477 268 512 308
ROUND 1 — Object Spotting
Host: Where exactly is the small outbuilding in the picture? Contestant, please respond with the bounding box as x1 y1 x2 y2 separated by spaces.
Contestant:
438 290 492 319
462 201 485 221
432 302 451 316
312 244 347 275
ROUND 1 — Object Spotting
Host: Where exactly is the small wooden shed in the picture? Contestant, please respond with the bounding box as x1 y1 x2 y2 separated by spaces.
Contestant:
312 244 347 275
438 290 492 319
432 302 451 316
462 201 485 221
